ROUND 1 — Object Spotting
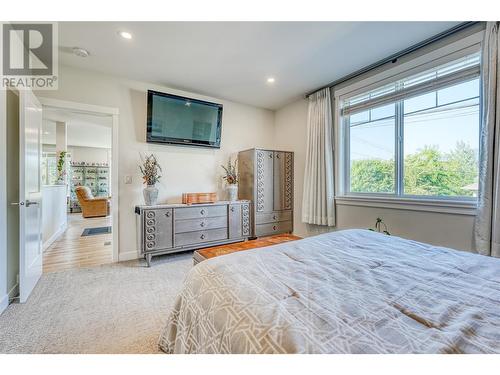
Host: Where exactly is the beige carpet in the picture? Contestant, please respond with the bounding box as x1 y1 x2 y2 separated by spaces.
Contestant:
0 252 193 354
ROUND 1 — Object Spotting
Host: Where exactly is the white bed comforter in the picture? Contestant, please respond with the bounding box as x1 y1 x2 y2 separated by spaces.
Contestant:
159 229 500 353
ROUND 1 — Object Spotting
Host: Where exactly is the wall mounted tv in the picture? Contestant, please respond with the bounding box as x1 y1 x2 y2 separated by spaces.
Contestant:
146 90 223 148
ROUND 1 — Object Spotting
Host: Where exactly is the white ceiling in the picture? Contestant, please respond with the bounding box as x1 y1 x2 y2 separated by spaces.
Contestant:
43 108 112 149
58 22 460 110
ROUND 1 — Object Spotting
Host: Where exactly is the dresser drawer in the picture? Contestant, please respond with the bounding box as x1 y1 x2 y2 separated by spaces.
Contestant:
174 205 227 220
255 210 292 225
255 220 292 237
174 216 227 234
174 228 228 247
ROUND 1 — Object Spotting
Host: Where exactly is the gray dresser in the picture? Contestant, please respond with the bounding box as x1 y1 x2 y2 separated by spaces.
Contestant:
135 200 250 266
238 148 293 237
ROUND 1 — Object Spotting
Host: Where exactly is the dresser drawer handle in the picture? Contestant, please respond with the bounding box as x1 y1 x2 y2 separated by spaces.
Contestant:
230 206 235 212
200 221 205 227
273 225 277 231
273 215 277 220
165 211 170 217
269 153 273 158
200 234 205 240
200 209 205 215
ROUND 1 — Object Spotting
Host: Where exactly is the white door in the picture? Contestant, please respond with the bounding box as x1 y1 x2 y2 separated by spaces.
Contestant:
18 90 43 303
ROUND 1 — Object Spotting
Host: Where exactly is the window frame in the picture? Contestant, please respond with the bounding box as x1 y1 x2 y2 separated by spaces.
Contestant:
334 34 483 214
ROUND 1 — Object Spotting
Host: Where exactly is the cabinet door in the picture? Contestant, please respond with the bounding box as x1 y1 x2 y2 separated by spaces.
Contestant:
273 151 285 211
144 209 173 252
256 150 274 213
241 203 250 236
283 152 293 210
228 204 242 239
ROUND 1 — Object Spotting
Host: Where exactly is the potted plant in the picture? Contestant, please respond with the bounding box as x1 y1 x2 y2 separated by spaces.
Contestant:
221 158 238 201
139 153 162 205
56 151 67 184
368 217 391 235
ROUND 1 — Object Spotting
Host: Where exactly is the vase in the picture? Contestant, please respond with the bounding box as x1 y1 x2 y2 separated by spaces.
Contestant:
143 185 159 206
226 184 238 202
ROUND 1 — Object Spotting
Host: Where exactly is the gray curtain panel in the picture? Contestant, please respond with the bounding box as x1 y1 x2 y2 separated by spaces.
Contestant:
475 22 500 258
302 88 335 226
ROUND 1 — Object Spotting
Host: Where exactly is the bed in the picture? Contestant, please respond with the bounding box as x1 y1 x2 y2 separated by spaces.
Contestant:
159 229 500 354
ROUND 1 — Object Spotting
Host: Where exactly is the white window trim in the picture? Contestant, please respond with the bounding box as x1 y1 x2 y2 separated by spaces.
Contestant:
336 195 477 216
334 31 483 213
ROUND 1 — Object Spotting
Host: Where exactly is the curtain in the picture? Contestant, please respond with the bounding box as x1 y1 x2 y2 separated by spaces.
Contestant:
475 22 500 258
302 88 335 226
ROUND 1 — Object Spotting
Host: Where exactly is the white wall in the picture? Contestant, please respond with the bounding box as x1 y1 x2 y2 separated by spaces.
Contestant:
69 146 111 165
40 65 275 260
274 98 476 252
42 185 67 250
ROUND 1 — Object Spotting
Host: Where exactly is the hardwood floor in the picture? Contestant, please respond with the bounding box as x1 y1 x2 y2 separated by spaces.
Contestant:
43 213 113 273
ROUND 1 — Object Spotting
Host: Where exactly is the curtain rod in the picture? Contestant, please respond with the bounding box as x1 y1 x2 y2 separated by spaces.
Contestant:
305 21 480 98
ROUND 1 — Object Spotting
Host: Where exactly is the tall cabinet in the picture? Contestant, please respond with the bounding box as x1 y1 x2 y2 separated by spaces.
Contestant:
238 148 293 237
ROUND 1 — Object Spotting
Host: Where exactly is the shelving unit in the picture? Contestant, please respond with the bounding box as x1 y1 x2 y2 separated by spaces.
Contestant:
69 162 110 213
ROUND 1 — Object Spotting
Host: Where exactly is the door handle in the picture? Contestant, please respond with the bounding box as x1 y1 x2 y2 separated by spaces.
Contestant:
25 200 38 207
10 202 24 206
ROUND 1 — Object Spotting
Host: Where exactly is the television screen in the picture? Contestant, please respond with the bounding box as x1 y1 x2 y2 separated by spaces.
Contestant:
147 90 223 148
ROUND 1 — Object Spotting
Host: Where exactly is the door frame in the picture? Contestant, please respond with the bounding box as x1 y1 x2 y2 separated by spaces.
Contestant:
38 97 120 263
0 89 8 313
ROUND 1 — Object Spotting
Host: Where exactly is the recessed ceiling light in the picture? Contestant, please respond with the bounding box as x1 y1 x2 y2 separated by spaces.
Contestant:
266 77 275 84
118 31 133 40
72 47 90 58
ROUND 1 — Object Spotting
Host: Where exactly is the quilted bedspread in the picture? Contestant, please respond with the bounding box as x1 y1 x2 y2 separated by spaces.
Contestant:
159 229 500 353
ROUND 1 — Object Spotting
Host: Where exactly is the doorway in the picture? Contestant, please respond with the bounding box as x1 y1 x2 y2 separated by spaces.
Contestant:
38 98 119 273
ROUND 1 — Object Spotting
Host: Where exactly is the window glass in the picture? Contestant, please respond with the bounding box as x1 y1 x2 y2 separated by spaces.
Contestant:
349 115 395 194
437 78 479 106
404 92 436 114
371 103 395 120
403 92 479 197
350 110 370 125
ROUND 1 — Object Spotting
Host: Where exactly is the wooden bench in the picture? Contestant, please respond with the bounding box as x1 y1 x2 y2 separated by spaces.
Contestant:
193 234 302 264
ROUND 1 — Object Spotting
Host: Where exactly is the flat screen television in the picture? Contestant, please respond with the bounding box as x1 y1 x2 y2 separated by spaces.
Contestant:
146 90 223 148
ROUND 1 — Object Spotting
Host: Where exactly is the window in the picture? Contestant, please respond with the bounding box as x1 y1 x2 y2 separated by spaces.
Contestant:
342 52 480 201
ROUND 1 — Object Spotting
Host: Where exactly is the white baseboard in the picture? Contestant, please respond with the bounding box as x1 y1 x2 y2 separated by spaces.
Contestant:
118 250 140 262
42 222 67 252
0 293 8 315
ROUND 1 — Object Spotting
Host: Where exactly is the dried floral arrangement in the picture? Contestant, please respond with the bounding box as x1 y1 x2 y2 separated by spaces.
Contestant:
221 158 238 185
139 153 162 186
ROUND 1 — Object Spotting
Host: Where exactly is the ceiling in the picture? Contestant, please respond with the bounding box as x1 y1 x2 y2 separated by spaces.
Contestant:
58 22 460 110
43 108 112 149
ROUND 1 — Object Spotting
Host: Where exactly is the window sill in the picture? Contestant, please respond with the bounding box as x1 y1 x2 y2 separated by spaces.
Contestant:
335 195 477 216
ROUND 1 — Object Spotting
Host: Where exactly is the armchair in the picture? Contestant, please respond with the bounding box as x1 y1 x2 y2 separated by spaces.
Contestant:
75 186 110 218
